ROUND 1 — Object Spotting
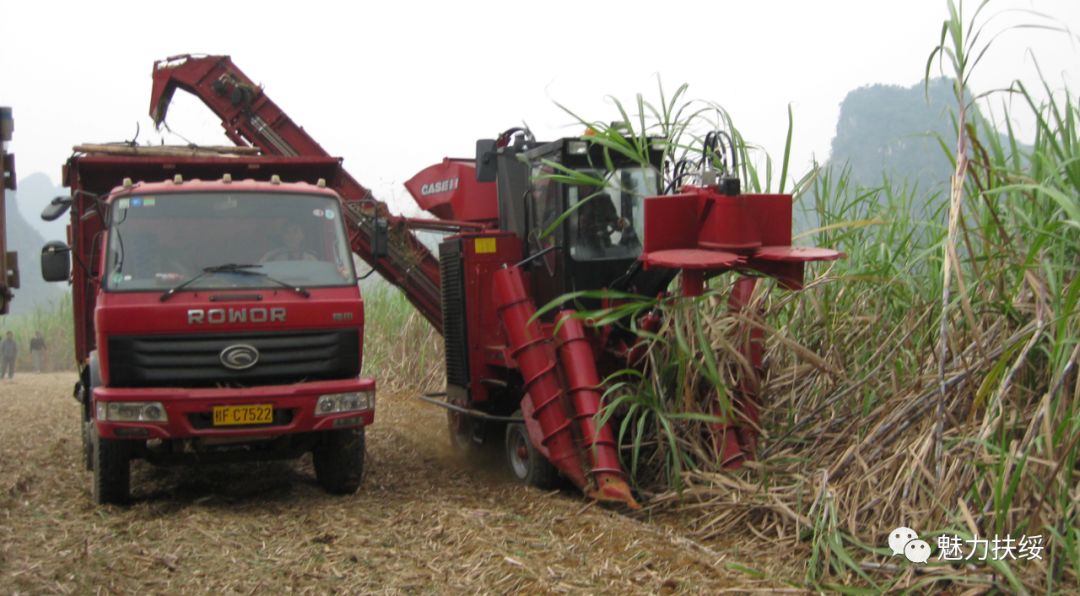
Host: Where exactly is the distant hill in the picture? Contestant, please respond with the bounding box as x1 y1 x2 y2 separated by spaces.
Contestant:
797 77 1018 236
4 172 69 315
826 77 962 194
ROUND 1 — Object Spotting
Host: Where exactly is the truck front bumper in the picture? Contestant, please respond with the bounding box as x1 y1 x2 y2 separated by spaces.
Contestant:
92 377 375 440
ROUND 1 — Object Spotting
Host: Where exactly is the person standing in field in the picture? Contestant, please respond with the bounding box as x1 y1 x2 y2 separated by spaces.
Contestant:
1 331 16 379
29 331 46 373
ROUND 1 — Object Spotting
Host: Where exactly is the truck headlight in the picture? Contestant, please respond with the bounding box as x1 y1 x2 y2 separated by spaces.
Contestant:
315 391 374 416
96 401 168 422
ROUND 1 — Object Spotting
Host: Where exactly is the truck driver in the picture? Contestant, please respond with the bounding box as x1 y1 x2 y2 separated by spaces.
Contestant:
260 221 319 263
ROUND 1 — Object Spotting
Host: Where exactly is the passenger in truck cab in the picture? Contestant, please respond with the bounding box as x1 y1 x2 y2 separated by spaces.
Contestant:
124 234 188 282
260 221 319 263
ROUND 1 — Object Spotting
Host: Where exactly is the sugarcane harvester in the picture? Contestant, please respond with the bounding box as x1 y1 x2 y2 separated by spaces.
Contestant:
150 55 842 509
410 132 842 508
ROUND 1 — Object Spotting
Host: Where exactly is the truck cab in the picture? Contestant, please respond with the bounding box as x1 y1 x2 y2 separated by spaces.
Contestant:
42 151 375 504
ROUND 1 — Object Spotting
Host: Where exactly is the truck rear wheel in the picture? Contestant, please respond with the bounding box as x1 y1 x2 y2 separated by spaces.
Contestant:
313 428 365 494
505 419 559 489
92 429 131 505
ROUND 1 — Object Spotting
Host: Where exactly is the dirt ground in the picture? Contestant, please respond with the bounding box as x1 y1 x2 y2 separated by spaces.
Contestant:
0 373 791 594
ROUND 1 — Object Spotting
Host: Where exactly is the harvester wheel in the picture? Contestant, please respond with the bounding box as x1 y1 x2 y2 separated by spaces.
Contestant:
92 429 131 506
505 420 558 489
313 428 366 494
447 410 478 453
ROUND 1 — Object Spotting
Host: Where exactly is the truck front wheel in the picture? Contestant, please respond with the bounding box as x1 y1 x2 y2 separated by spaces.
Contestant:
82 419 94 471
313 428 365 494
83 352 103 471
92 429 131 505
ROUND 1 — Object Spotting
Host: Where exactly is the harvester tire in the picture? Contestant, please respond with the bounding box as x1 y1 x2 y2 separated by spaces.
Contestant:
92 430 131 506
505 420 559 489
314 428 365 494
447 408 480 455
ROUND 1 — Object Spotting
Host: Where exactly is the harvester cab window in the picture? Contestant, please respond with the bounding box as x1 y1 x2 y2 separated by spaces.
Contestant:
567 167 656 261
528 165 562 274
104 191 356 292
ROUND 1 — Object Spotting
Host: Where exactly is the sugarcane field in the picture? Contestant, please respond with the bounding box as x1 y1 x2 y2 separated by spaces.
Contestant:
2 0 1079 593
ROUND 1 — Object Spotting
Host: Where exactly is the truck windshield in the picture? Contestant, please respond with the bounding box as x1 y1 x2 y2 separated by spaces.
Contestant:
104 191 356 292
567 166 659 261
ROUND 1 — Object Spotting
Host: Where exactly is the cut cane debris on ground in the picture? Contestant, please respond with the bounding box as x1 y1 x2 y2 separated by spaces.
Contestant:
0 374 793 593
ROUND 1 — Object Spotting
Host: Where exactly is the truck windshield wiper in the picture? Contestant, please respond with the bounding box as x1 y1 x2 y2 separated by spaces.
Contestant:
159 263 310 302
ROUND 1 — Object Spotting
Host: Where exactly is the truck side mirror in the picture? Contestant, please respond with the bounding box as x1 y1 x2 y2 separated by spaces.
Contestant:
370 218 389 259
41 241 71 282
475 139 497 182
41 196 73 222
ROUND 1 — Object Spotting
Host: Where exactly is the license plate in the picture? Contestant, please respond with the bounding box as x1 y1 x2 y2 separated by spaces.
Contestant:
212 404 273 426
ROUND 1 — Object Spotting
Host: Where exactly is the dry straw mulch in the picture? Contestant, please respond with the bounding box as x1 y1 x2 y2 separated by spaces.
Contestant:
0 373 792 594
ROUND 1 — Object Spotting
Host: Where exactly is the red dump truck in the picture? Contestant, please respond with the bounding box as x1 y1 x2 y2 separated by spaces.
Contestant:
41 149 375 504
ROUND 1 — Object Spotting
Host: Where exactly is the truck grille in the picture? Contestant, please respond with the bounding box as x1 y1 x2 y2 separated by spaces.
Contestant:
107 329 360 388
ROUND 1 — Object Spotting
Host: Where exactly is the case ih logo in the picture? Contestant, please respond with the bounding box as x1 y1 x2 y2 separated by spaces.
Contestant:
219 344 259 370
420 177 459 196
187 307 286 325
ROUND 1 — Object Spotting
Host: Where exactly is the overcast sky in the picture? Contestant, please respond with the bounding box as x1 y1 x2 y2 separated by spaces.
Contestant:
2 0 1077 218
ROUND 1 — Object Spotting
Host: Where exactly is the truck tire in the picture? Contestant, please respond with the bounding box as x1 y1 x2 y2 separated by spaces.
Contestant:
82 352 103 471
92 429 131 505
82 420 95 472
505 419 559 489
313 428 365 494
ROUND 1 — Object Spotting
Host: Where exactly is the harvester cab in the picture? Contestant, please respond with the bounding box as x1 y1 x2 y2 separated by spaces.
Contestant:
472 132 675 315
